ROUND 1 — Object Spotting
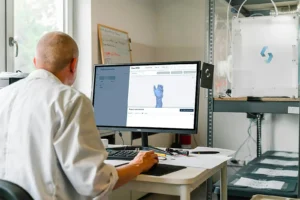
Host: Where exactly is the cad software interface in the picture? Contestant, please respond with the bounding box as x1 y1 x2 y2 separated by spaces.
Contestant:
93 63 198 129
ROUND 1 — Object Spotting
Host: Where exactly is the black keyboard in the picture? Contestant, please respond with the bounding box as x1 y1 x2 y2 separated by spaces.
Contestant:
107 149 138 160
106 146 171 160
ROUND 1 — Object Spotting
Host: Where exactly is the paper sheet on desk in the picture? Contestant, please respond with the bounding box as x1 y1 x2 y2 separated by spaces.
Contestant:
234 177 284 190
191 147 235 157
253 168 298 177
160 155 230 169
260 159 298 166
272 152 298 158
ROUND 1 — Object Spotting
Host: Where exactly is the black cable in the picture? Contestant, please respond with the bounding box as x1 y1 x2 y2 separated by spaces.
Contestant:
119 131 124 145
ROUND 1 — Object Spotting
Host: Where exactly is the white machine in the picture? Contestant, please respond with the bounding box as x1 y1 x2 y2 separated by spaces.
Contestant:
231 14 299 97
0 72 28 89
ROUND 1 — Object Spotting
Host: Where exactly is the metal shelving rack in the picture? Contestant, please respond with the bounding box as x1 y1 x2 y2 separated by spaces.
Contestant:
210 98 300 198
206 0 215 199
206 0 300 199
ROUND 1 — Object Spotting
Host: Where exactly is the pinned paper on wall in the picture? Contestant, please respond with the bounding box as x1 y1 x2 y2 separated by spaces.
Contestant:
260 159 298 166
234 177 284 190
253 168 298 177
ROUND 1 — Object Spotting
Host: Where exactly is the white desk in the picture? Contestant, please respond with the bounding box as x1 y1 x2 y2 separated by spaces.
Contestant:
123 162 227 200
106 147 230 200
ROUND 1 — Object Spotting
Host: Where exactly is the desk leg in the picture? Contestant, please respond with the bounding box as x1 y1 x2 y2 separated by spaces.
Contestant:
180 185 190 200
220 165 227 200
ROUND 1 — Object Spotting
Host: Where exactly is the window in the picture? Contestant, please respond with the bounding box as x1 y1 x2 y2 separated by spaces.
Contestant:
0 0 5 72
5 0 73 73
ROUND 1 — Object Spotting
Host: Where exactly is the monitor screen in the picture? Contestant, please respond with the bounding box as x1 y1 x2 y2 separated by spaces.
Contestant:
92 61 201 134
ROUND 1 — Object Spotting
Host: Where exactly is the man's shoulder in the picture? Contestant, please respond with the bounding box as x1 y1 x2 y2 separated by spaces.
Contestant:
57 85 91 107
0 78 26 95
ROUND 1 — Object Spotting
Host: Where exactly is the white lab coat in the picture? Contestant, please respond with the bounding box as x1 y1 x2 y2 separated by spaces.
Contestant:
0 69 118 200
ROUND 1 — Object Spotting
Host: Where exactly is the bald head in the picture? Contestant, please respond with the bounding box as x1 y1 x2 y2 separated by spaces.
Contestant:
35 31 79 73
34 31 79 85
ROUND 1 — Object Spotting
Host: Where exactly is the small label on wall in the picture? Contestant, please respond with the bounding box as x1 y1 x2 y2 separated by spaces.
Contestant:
288 107 299 114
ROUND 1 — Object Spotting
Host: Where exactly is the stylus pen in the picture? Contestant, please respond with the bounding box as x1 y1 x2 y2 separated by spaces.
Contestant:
191 151 219 154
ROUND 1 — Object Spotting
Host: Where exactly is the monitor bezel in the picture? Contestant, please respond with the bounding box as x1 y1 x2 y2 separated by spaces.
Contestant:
92 61 201 134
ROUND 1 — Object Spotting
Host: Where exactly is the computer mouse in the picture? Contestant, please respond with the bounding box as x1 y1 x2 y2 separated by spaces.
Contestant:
149 163 158 171
141 163 158 175
150 163 158 170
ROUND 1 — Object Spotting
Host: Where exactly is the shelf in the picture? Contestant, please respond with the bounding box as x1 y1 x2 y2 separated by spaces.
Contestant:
214 98 299 114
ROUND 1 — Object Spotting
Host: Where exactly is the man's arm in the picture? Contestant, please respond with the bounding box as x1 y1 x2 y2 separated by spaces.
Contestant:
114 151 158 190
53 94 157 198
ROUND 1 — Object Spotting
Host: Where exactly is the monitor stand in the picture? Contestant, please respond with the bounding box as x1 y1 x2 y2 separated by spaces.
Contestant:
108 132 171 155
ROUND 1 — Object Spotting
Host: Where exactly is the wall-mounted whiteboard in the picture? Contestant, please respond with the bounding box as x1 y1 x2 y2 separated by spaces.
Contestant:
97 24 132 64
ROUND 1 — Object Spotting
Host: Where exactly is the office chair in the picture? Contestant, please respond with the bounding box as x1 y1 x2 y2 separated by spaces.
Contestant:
0 180 33 200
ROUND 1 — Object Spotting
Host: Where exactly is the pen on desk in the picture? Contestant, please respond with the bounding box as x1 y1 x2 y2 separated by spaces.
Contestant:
191 151 219 154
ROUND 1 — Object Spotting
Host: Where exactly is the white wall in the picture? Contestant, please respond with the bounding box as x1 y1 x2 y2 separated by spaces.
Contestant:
155 0 205 61
272 115 298 152
155 0 207 147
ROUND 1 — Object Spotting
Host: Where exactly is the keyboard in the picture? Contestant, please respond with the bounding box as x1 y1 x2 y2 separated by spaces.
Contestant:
107 149 138 160
106 146 170 160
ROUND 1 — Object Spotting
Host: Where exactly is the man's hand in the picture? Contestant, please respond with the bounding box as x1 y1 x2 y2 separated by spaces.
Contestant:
129 151 158 173
114 151 158 190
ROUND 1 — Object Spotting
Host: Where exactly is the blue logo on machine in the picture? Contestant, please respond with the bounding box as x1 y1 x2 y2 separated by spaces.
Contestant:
260 46 273 63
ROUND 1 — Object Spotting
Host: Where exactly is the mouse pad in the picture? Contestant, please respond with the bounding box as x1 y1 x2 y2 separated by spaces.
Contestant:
142 164 186 176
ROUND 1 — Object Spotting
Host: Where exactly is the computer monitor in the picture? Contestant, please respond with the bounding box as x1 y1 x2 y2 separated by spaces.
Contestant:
92 61 201 147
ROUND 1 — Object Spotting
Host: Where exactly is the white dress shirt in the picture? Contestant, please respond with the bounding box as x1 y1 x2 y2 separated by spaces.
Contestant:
0 69 118 200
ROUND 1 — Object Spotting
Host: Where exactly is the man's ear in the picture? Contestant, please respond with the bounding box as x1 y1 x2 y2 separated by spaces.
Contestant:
70 58 78 73
33 57 37 67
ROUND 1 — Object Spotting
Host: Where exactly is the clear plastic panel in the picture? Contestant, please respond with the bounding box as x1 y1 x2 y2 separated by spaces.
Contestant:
213 5 300 98
213 0 240 97
231 15 299 97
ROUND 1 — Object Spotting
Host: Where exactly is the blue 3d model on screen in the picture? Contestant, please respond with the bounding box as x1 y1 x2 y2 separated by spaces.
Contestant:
153 84 164 108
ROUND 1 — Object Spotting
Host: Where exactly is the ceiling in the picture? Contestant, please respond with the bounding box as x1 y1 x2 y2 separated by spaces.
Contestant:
225 0 299 16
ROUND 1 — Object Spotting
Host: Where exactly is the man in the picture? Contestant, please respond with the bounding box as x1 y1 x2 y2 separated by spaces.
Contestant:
0 31 158 200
